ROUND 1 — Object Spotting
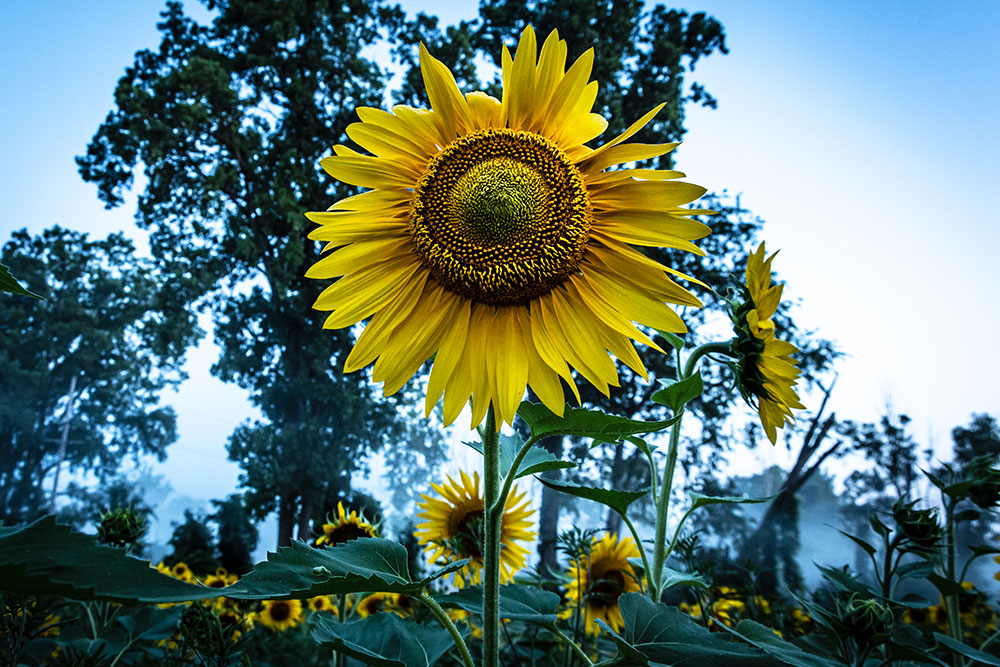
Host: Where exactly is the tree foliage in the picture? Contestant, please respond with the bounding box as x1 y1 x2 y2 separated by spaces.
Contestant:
0 227 198 524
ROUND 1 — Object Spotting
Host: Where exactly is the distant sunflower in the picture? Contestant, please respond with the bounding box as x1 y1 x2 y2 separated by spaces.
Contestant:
415 471 533 587
170 562 193 583
566 533 641 635
315 502 379 547
307 595 338 614
306 25 712 427
729 243 805 444
356 592 411 618
257 599 304 632
201 572 237 589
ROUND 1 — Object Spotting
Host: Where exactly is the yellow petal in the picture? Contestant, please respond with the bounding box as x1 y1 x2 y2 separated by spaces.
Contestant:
581 142 679 176
578 103 666 167
419 42 473 139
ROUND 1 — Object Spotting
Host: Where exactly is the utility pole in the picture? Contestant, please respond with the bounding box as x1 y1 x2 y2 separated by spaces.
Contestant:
49 374 78 513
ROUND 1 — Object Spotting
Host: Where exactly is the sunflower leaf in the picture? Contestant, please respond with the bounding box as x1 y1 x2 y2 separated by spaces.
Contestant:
655 329 685 351
536 478 647 518
311 612 463 667
724 619 844 667
435 584 560 623
517 402 679 442
222 539 468 599
659 566 708 590
0 262 43 299
688 491 775 511
651 372 703 414
0 515 221 604
0 516 464 603
610 593 785 666
465 433 575 480
934 633 1000 666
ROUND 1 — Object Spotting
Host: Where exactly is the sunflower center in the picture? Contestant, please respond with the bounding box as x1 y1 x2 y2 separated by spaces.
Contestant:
268 602 291 622
410 129 592 306
587 569 627 608
322 522 374 546
449 510 486 559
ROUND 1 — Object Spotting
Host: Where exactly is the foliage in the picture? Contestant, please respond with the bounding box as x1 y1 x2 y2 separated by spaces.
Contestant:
0 227 199 524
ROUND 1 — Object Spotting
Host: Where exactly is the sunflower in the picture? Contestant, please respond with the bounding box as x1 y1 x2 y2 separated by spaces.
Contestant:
566 533 641 635
170 561 193 583
415 470 533 587
306 26 712 427
729 243 805 444
257 599 304 632
307 595 338 615
315 501 379 547
201 572 237 589
356 592 412 618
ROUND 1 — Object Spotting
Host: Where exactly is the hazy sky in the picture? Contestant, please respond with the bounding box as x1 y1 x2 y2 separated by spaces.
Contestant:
2 1 997 544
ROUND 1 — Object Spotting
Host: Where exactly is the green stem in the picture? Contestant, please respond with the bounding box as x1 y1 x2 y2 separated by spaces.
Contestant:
419 594 475 667
482 404 501 667
944 498 964 662
682 341 734 379
620 514 652 594
335 595 348 667
547 623 594 666
493 435 540 515
649 411 682 600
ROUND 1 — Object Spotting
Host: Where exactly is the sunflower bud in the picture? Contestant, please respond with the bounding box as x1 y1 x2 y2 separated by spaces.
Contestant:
838 594 892 641
96 507 147 549
892 501 942 548
962 456 1000 509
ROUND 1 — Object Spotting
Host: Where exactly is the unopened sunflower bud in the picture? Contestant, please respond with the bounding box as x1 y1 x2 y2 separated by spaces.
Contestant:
96 507 147 549
963 456 1000 509
892 501 942 548
838 594 892 641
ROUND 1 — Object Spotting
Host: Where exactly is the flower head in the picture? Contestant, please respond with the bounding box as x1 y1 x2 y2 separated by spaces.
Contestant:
356 592 413 618
729 243 804 443
307 26 712 427
565 533 641 635
307 595 338 615
315 501 379 547
256 599 304 632
415 470 534 587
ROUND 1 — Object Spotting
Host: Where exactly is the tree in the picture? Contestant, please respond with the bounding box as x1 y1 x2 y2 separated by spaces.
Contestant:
210 494 259 575
0 226 198 524
78 0 425 546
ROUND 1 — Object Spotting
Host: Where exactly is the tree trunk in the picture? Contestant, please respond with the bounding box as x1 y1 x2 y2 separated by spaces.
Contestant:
277 494 296 547
297 493 313 543
536 436 564 577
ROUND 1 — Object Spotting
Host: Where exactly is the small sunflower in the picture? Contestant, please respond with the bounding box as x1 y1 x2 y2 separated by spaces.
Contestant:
306 25 713 428
170 561 194 583
729 242 805 444
416 470 534 588
356 592 411 618
201 572 237 589
257 599 304 632
307 595 338 615
566 533 641 635
315 502 379 547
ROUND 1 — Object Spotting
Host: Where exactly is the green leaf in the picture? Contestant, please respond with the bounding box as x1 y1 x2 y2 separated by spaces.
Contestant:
969 544 1000 557
517 402 678 442
925 572 966 597
896 560 934 581
815 565 874 595
934 633 1000 666
655 329 685 351
651 372 703 414
435 585 560 624
659 566 708 590
0 262 43 299
609 594 782 666
311 612 462 667
0 516 221 604
465 433 575 481
688 491 774 511
0 516 464 603
537 478 648 518
835 529 877 558
869 513 891 540
222 538 467 599
727 620 843 667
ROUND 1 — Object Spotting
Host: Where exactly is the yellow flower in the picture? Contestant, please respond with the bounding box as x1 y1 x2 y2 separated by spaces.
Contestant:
306 26 712 427
730 243 805 443
415 470 534 587
316 502 379 547
308 595 338 615
257 599 304 632
170 561 193 582
356 592 413 618
566 533 641 635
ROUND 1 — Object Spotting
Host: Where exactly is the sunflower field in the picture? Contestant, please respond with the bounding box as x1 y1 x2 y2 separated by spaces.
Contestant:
2 1 999 666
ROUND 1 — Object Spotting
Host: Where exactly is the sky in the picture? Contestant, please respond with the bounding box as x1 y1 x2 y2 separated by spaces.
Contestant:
1 1 998 552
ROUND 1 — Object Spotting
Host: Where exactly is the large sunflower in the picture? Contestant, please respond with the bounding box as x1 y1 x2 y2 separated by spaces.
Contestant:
307 26 712 427
729 243 804 444
415 470 533 587
565 533 641 635
315 501 378 547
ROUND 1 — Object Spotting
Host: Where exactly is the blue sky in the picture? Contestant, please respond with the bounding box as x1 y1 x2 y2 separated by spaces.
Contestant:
2 1 998 543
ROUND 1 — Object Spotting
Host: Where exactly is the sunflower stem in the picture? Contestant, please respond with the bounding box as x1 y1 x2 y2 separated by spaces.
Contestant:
682 341 734 379
493 435 540 515
546 623 594 666
419 594 475 667
482 403 502 667
620 514 651 595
